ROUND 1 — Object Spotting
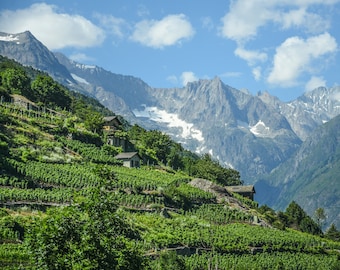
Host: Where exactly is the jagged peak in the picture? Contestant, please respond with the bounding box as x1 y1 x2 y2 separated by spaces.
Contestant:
0 30 37 42
185 77 226 92
296 86 340 104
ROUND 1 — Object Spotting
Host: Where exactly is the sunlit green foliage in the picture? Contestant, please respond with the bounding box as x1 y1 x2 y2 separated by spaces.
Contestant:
26 187 145 270
1 57 339 269
1 67 31 95
190 153 242 186
31 74 72 109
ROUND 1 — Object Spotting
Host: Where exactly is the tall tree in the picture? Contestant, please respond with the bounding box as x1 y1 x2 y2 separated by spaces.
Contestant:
31 75 71 109
285 201 322 235
325 223 340 241
26 186 145 269
314 207 326 228
0 68 31 95
191 154 242 186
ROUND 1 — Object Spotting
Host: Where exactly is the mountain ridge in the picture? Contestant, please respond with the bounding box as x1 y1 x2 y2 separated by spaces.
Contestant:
1 31 340 228
255 114 340 229
1 31 339 181
0 31 74 85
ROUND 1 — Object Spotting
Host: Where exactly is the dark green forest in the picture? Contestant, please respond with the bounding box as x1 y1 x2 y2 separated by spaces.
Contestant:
0 56 340 269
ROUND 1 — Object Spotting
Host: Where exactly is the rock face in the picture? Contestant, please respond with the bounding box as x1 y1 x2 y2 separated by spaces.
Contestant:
54 50 307 182
143 78 302 181
0 31 74 84
256 115 340 229
258 87 340 140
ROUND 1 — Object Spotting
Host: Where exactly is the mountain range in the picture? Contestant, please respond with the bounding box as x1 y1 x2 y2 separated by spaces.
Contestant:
1 31 339 228
256 114 340 229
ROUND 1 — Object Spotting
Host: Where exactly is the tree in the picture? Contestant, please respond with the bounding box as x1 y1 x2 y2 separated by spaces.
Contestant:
167 144 184 170
127 126 174 165
314 207 326 228
0 68 31 94
191 154 242 186
285 201 305 227
299 216 322 235
84 110 104 134
156 251 186 270
325 223 340 241
26 186 145 269
31 75 71 108
285 201 322 235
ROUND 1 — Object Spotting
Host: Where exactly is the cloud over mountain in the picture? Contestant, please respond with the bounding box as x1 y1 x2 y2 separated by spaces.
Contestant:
0 3 105 50
181 71 198 86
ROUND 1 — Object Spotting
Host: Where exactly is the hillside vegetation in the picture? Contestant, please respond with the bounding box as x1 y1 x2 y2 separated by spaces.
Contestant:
256 114 340 230
0 57 340 269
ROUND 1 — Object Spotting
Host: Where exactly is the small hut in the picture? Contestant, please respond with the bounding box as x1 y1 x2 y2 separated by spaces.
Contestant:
11 94 38 110
103 116 122 133
114 152 141 168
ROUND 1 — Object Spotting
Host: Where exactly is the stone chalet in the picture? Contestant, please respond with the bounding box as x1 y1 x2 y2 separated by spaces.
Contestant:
114 152 141 168
103 116 134 152
225 185 256 201
11 94 38 110
103 116 122 133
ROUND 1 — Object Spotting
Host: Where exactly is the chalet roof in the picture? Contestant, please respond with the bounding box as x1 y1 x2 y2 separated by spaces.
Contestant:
103 116 121 124
115 152 140 160
225 185 256 194
11 94 36 106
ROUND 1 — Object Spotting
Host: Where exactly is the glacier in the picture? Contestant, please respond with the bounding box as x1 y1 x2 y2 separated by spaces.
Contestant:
133 106 204 142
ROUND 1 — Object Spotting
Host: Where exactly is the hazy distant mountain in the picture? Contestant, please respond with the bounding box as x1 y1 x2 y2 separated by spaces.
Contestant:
1 31 340 224
256 115 340 229
258 87 340 140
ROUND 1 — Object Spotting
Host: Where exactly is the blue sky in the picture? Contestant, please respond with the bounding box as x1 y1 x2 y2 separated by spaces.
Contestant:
1 0 339 101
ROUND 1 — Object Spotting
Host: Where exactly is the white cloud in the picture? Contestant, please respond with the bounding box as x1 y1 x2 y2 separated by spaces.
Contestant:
69 53 94 63
305 76 326 91
0 3 105 50
130 14 195 48
220 0 335 43
252 67 262 81
234 47 267 66
181 71 198 86
280 8 330 33
220 1 276 43
267 32 337 86
94 14 127 39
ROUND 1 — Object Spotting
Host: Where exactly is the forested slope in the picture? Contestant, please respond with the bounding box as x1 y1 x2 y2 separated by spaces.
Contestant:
0 57 340 269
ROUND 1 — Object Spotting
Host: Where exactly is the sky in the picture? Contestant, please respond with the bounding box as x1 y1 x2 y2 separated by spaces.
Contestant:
0 0 340 101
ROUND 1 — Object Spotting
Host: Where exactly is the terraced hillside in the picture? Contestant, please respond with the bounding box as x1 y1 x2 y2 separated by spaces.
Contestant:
0 59 340 269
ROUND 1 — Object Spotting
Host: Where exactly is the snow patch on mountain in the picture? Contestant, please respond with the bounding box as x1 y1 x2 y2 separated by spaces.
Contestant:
0 34 19 42
71 73 89 85
75 63 96 70
133 106 204 142
250 120 271 137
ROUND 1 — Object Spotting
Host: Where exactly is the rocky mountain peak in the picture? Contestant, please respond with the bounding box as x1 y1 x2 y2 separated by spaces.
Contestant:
0 31 74 84
1 30 339 184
